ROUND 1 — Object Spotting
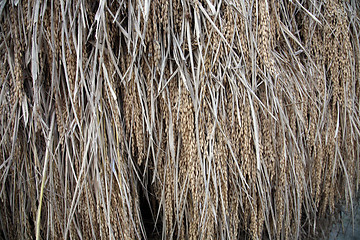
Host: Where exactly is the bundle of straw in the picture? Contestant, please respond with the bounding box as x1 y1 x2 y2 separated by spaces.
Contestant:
0 0 359 239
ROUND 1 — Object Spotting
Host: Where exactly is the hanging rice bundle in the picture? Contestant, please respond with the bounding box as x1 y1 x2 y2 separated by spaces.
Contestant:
0 0 359 239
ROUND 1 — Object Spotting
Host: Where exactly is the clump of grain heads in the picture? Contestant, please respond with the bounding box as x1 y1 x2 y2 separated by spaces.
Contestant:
0 1 359 239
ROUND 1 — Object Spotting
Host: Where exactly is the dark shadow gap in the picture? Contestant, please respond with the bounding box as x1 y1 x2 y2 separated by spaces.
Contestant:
139 169 162 240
